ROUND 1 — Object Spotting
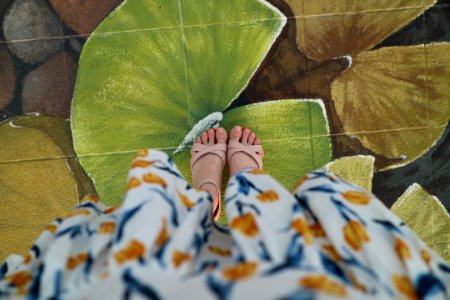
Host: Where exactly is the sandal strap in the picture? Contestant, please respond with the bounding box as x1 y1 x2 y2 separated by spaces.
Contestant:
190 143 227 169
227 140 264 169
190 142 225 221
198 180 221 221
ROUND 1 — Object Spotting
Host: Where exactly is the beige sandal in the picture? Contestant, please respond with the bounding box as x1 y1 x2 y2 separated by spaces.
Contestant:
190 141 226 221
227 139 264 170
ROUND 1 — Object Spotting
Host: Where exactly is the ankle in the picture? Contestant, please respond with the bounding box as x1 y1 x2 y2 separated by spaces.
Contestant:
199 182 219 201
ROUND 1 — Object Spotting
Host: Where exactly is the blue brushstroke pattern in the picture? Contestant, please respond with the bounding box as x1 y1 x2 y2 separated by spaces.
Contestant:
438 263 450 273
280 289 317 300
258 240 272 262
76 202 104 215
56 225 82 239
372 219 403 235
235 173 262 195
154 165 182 179
206 274 234 300
305 184 336 193
122 268 161 300
31 245 40 258
320 252 349 284
0 262 7 280
115 203 144 243
52 270 65 300
332 197 366 225
294 194 319 223
415 273 447 299
149 188 179 226
26 264 44 300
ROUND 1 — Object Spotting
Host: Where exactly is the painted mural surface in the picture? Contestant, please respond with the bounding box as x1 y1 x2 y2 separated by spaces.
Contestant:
0 0 449 261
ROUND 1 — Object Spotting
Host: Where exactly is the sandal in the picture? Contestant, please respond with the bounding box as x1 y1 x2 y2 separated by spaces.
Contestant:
227 139 264 170
190 140 226 221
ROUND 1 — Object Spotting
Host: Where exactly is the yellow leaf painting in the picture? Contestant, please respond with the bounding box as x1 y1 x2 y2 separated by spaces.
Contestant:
391 184 450 263
0 124 78 262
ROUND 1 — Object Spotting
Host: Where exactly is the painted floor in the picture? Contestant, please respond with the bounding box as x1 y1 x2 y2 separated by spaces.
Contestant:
0 0 449 262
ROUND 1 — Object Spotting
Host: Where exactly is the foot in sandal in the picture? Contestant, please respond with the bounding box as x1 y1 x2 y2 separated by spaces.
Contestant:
228 126 264 176
190 128 227 221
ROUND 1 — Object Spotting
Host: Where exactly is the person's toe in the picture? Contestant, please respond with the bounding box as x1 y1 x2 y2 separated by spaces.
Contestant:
201 131 208 144
248 132 256 144
230 126 242 141
242 128 250 144
196 136 201 143
207 128 215 145
254 137 261 145
216 128 227 143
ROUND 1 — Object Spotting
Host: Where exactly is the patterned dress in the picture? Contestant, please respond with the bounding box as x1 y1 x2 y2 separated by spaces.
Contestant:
1 149 449 299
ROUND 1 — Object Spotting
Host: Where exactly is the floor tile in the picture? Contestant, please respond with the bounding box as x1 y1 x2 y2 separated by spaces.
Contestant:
1 0 64 42
62 35 89 64
312 135 333 169
425 5 450 42
0 44 15 115
49 0 124 36
305 57 349 136
371 128 432 208
0 157 80 261
324 47 428 134
0 0 14 40
70 29 190 157
429 124 450 211
22 50 75 118
350 127 433 168
92 0 181 34
183 21 285 123
243 12 311 104
298 8 429 61
264 137 315 189
4 36 65 66
424 42 450 128
0 38 69 123
284 1 429 18
375 13 426 47
180 0 285 27
436 0 450 6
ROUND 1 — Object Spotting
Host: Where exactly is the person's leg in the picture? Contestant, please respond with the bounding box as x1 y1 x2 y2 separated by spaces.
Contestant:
290 169 450 297
225 126 302 265
190 128 227 220
223 127 450 298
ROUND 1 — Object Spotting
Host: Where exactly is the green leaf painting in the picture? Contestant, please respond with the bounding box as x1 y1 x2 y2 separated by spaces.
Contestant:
72 0 332 205
221 100 331 188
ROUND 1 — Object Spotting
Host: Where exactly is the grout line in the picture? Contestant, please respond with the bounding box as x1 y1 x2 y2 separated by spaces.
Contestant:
0 146 178 165
177 0 192 128
59 36 71 101
0 18 283 43
0 124 437 165
0 125 436 165
307 102 316 169
0 4 435 44
423 41 433 190
297 5 432 18
432 240 450 245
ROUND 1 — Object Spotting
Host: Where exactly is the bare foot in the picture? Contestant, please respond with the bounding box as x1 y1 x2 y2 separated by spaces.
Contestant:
228 126 264 176
191 128 227 219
